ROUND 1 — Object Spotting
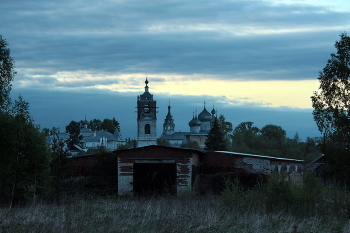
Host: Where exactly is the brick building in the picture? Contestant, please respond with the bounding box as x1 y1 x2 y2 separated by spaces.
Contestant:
115 145 304 196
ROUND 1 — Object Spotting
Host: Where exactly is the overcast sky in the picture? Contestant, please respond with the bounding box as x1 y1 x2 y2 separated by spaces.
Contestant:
2 0 350 140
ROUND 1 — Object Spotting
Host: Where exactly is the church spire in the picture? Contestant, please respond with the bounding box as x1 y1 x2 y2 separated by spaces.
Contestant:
163 101 175 135
167 100 172 117
145 77 149 93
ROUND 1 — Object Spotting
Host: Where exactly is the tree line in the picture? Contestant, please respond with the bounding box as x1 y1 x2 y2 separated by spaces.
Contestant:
42 118 121 148
158 114 320 162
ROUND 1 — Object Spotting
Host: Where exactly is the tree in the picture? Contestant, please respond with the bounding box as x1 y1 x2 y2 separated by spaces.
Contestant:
205 117 227 151
260 124 286 149
101 118 116 134
218 114 233 136
0 37 51 206
231 122 260 153
0 35 16 111
89 119 102 131
218 115 233 150
311 32 350 186
66 120 83 148
311 32 350 144
112 117 120 131
0 97 51 207
157 138 171 146
50 134 69 204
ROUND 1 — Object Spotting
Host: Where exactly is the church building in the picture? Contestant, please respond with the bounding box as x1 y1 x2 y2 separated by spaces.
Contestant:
136 78 216 148
161 102 216 148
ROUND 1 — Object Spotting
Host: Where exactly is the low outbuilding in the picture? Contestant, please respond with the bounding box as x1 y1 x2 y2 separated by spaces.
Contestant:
115 145 305 196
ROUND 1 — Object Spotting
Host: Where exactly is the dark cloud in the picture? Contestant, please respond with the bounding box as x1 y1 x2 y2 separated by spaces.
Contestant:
1 0 349 87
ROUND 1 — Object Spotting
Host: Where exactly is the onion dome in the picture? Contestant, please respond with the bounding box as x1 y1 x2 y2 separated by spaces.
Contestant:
188 112 201 127
198 104 212 122
193 117 201 126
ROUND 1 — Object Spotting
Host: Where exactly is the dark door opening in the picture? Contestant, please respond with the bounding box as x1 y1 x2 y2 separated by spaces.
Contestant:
133 163 177 196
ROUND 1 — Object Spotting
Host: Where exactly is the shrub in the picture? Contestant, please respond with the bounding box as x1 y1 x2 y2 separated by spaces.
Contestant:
221 177 243 209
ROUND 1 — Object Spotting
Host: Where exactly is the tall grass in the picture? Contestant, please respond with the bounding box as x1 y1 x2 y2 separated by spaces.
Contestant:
0 195 349 232
1 173 350 232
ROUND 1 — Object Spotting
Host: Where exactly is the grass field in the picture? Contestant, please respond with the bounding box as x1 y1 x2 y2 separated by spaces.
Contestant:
1 194 349 233
2 173 350 233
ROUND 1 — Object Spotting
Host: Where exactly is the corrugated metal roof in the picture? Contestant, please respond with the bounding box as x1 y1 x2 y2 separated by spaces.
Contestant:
214 151 304 162
114 145 304 162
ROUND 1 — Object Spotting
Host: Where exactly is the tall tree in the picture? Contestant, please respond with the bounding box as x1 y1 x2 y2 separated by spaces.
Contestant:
66 120 83 148
0 97 51 207
0 35 16 111
89 119 102 131
231 122 260 153
50 134 69 204
101 118 116 134
112 117 120 131
312 33 350 143
311 32 350 186
260 124 286 148
0 37 51 206
218 115 233 150
205 117 227 151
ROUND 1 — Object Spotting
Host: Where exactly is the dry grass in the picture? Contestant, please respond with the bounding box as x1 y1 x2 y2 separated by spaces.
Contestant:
1 195 349 233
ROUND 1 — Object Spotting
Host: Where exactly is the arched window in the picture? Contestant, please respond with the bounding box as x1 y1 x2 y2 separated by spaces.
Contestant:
145 124 151 134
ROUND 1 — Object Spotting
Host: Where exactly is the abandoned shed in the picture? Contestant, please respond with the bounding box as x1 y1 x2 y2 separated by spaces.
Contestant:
115 145 305 196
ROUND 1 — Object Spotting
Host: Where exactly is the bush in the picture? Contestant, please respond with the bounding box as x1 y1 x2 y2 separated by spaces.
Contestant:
264 173 299 213
221 177 243 209
221 172 325 216
296 171 323 216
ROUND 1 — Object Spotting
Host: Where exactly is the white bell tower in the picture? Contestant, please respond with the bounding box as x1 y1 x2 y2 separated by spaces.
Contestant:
136 78 158 147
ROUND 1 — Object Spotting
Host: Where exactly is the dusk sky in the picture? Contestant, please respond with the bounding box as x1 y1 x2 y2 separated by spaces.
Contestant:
2 0 350 140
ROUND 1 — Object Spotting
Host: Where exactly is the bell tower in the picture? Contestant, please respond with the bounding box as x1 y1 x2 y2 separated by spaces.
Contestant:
136 78 158 147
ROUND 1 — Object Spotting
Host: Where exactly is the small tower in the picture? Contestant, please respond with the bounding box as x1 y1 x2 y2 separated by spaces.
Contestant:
136 78 158 147
198 102 212 133
163 101 175 135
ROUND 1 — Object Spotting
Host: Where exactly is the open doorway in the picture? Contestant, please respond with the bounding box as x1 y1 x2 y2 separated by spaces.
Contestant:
133 163 177 196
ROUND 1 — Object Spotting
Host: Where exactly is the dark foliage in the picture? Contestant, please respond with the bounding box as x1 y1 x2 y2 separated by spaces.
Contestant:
0 100 51 207
0 35 16 110
180 140 200 149
205 117 227 151
65 120 83 148
0 36 50 207
156 138 171 146
311 32 350 187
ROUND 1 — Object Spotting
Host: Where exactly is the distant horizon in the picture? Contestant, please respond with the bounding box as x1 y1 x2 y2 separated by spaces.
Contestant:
11 83 322 142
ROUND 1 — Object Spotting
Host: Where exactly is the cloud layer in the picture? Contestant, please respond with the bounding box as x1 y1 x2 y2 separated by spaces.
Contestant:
2 0 349 140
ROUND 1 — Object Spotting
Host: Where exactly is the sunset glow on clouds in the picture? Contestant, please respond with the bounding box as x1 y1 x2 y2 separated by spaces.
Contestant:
15 70 319 108
2 0 350 139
